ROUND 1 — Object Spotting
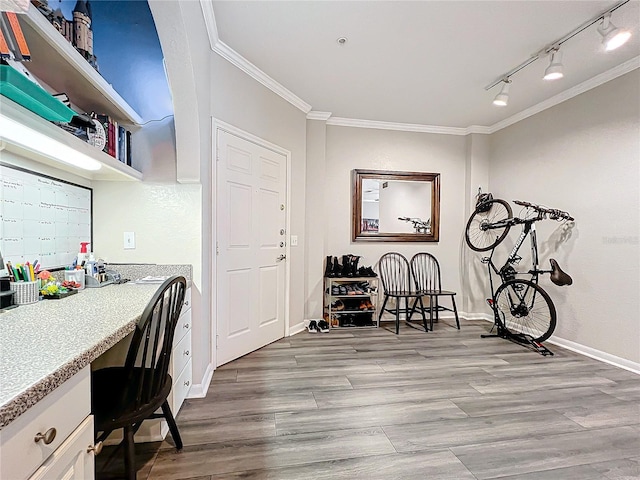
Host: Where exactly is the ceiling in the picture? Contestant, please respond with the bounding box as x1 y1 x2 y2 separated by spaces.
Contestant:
211 1 639 129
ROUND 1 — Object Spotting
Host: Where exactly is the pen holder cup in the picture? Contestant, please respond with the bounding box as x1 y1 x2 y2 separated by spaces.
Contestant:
10 281 39 305
64 270 85 290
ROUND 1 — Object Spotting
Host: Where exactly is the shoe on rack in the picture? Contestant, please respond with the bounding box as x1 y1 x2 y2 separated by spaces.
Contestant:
331 285 341 295
318 320 330 333
331 299 345 311
324 256 334 278
339 285 348 295
307 320 318 333
330 314 340 327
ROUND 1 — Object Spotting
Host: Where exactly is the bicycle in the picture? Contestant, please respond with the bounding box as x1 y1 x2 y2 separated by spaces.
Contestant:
464 198 574 355
398 216 431 234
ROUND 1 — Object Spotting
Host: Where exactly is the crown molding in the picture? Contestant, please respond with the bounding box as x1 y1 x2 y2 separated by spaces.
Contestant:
306 111 332 121
199 0 311 114
488 56 640 133
326 117 472 136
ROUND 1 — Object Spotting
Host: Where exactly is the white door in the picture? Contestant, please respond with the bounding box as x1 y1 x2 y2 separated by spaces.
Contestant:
216 128 287 366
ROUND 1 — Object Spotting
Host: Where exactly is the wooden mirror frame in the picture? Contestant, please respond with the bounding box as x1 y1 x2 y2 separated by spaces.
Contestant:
352 169 440 242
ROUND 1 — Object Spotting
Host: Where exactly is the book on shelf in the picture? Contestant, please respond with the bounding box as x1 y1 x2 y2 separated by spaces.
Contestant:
90 112 131 164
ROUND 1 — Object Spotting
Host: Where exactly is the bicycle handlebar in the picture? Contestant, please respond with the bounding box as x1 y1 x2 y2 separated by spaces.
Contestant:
513 200 574 221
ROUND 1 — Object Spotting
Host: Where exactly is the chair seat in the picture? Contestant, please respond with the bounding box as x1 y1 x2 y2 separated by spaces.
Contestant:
92 367 173 432
385 290 423 298
418 289 457 296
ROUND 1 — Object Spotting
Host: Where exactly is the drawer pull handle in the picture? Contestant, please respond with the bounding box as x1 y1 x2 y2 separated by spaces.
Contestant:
184 350 190 356
184 380 190 387
34 427 57 445
87 441 103 455
183 323 190 329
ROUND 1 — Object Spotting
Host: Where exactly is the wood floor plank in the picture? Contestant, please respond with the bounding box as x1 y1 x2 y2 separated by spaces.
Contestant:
468 373 616 394
148 427 396 479
346 366 493 389
205 375 353 400
557 401 640 428
235 363 385 382
275 399 467 435
314 382 482 409
207 449 476 480
590 456 640 479
383 409 584 452
451 426 640 479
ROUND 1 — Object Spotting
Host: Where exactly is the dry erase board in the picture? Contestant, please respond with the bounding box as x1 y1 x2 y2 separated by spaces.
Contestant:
0 164 92 270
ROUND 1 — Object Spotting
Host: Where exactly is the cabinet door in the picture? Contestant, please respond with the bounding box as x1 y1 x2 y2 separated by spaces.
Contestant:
29 416 95 480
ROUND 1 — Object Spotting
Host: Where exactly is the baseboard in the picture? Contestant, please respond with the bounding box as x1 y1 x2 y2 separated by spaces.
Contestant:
462 312 639 374
547 336 640 375
187 362 214 398
290 320 307 336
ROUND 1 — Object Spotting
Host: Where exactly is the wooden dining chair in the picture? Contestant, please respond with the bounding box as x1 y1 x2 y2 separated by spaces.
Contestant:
91 275 187 480
377 252 428 334
410 252 460 330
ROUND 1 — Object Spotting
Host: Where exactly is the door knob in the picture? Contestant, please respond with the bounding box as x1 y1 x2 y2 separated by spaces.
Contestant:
276 254 286 261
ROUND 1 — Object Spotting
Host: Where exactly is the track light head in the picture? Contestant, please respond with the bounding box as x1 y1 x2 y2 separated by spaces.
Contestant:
598 13 631 51
543 50 564 80
493 80 511 107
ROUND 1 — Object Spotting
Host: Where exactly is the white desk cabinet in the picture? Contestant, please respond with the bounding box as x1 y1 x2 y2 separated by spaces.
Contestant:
0 367 97 480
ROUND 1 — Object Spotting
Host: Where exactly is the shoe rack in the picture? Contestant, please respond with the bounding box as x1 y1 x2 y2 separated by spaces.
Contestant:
324 277 379 329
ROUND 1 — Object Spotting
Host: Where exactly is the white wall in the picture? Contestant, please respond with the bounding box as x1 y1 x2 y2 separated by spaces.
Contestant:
488 70 640 365
317 126 467 318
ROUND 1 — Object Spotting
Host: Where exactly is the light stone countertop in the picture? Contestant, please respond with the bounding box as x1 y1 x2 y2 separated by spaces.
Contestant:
0 282 169 429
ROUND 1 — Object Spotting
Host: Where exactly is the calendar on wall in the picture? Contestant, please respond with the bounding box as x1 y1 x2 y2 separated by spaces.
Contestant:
0 164 92 270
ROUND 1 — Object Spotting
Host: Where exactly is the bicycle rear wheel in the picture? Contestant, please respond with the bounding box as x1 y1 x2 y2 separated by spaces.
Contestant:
494 279 557 342
465 199 513 251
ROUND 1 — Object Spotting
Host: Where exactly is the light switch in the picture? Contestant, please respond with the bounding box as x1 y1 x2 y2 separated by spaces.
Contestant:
291 235 298 246
124 232 135 249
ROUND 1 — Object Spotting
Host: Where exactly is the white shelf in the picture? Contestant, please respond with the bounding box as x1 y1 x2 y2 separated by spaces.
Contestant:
20 5 143 125
0 98 142 182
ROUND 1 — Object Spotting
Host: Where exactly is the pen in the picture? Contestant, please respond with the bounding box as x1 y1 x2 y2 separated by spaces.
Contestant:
29 263 35 282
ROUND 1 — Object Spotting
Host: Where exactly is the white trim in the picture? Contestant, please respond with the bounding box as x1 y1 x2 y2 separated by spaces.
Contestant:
199 0 219 51
211 118 292 364
547 336 640 375
461 311 494 322
187 362 214 398
307 111 332 121
289 321 307 336
326 117 470 136
488 56 640 133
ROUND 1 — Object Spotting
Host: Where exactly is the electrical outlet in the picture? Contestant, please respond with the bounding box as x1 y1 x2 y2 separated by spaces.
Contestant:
291 235 298 246
124 232 135 249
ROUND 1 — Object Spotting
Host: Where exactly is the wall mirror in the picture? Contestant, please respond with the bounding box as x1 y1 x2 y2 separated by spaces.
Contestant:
352 169 440 242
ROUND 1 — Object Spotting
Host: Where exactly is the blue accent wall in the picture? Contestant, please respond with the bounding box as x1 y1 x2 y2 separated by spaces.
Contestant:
56 0 172 122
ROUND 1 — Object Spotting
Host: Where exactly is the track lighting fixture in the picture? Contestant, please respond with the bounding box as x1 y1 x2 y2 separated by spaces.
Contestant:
543 49 564 81
598 13 631 51
486 0 632 106
493 80 511 107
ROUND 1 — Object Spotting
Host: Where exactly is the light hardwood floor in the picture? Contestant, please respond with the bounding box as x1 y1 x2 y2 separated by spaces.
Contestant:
97 319 640 480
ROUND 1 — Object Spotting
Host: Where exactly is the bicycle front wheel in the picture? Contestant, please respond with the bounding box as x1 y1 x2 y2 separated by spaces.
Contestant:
494 279 557 342
465 199 513 251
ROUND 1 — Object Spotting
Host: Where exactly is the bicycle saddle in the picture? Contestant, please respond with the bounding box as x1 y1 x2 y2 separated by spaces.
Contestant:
550 259 573 286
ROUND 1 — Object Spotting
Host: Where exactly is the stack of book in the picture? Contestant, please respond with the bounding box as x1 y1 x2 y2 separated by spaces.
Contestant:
92 113 132 166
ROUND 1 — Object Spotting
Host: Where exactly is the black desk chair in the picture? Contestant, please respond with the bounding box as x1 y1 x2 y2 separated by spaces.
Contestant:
377 252 428 334
410 252 460 330
92 275 187 480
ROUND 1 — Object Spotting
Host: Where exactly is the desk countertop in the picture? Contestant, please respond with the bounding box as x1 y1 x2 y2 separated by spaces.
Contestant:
0 283 166 429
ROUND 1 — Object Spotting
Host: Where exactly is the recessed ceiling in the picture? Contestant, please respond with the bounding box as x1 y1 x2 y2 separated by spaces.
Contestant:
212 0 640 128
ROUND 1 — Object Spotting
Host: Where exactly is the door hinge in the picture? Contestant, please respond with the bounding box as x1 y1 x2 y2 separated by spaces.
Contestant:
216 241 220 255
216 334 219 347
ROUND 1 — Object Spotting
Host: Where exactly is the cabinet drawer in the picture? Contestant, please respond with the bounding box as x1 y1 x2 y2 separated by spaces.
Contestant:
0 367 91 480
29 415 95 480
170 359 192 414
173 308 192 347
171 329 192 380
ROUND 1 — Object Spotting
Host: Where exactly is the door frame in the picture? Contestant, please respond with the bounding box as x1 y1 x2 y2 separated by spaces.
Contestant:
211 118 291 368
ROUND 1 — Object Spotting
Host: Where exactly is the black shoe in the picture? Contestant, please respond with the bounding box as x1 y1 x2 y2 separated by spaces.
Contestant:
307 320 318 333
324 256 333 277
318 320 330 333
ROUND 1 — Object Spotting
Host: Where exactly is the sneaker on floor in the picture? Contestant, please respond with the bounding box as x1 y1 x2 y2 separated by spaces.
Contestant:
318 320 330 333
307 320 318 333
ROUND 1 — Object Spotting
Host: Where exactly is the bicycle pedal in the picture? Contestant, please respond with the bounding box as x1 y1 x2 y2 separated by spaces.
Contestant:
481 257 490 264
486 298 495 307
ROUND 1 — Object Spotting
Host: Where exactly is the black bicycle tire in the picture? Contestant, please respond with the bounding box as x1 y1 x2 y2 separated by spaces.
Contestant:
465 199 513 252
494 279 557 342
